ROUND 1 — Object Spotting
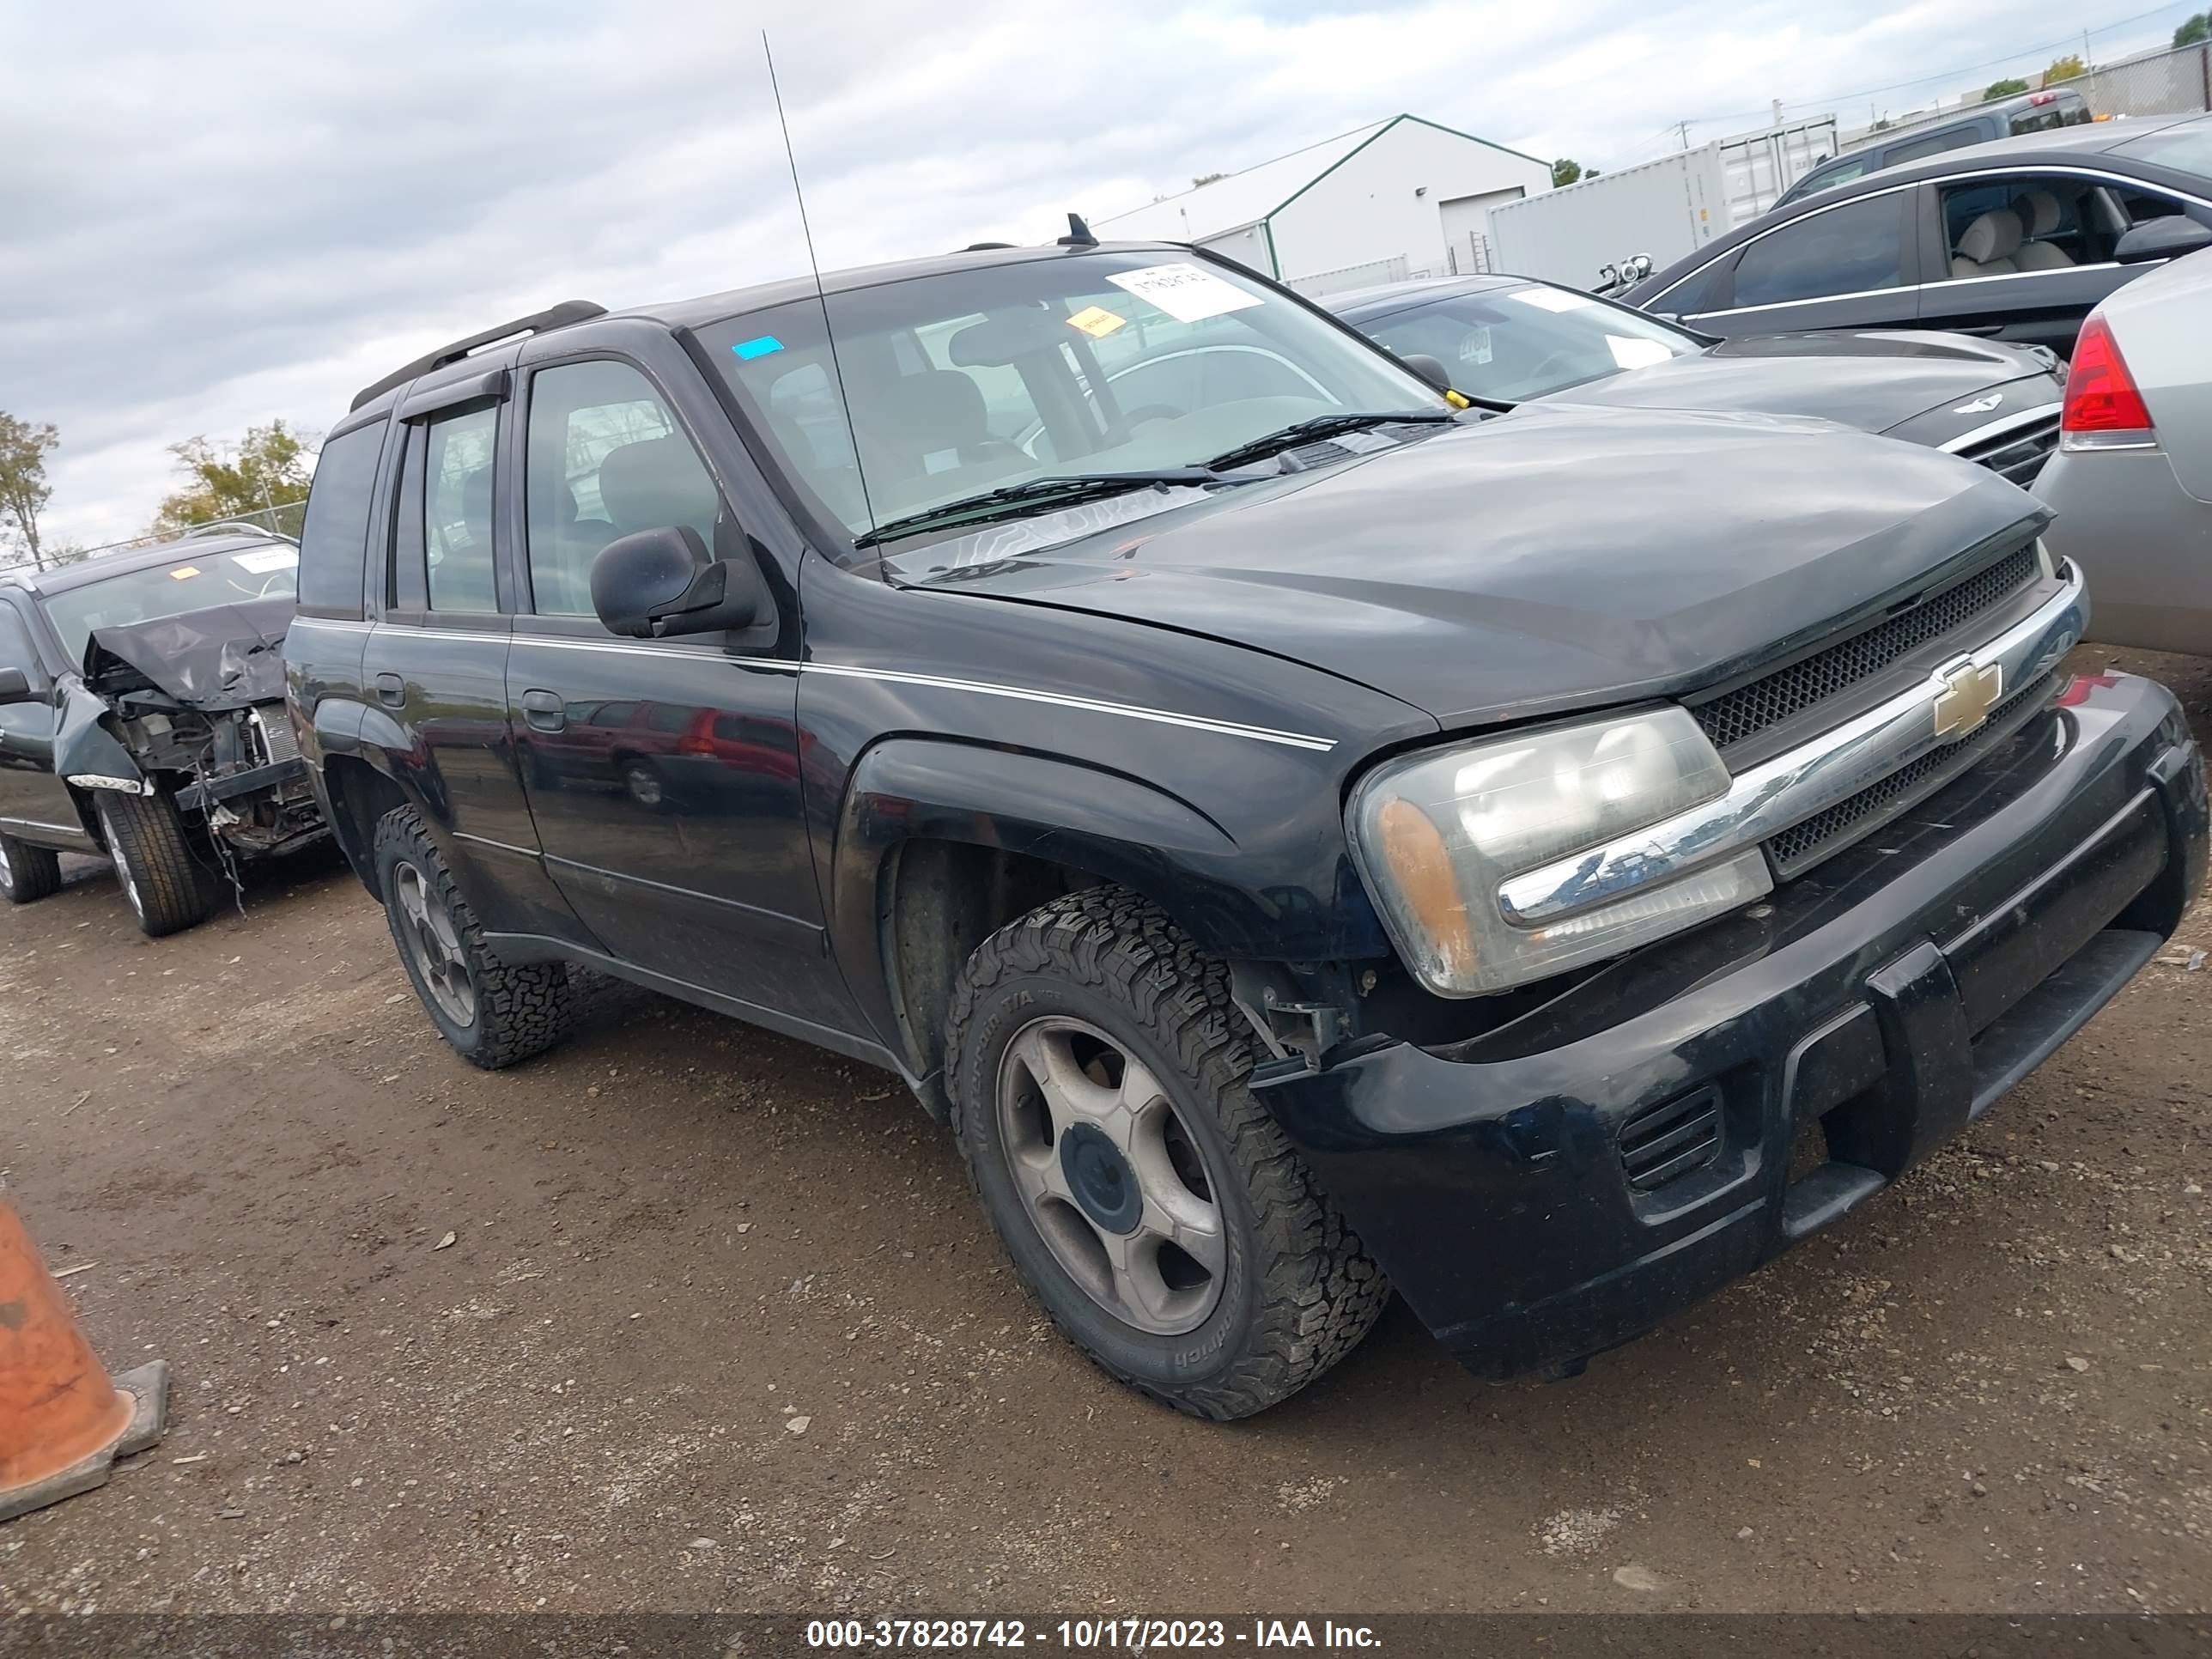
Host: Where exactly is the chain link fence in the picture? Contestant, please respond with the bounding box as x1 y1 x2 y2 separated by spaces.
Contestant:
1839 40 2212 149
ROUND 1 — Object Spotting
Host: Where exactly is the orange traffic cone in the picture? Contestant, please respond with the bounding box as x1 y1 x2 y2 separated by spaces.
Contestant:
0 1191 167 1522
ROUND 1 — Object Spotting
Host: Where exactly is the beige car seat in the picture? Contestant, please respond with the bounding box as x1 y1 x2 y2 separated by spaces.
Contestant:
2010 191 2075 269
1952 208 2023 277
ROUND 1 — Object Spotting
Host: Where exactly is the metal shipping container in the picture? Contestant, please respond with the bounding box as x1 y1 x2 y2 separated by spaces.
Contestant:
1486 117 1838 290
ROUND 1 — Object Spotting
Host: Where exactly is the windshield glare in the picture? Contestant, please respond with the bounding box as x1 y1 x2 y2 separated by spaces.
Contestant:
1357 283 1702 402
2113 115 2212 178
702 252 1447 544
44 546 298 664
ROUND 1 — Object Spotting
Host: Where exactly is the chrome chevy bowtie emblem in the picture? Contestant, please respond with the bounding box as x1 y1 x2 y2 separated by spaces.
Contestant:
1953 392 2004 415
1933 656 2003 738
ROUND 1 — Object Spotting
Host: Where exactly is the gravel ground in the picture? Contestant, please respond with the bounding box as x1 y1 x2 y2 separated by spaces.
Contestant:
2 643 2209 1618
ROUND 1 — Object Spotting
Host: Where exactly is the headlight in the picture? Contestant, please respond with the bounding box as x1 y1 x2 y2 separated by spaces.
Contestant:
1347 706 1773 996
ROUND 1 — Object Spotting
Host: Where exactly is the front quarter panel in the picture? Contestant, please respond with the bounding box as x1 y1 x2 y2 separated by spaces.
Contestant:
798 554 1438 1053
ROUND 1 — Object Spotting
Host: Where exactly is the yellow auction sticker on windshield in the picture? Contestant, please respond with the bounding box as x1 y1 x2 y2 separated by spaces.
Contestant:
168 566 204 580
1066 305 1127 338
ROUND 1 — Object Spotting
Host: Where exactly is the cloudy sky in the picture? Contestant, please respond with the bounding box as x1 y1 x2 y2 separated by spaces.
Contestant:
1 0 2191 550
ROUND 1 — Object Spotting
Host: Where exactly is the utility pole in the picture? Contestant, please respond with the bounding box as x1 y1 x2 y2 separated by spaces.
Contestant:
1674 119 1691 150
1771 97 1783 127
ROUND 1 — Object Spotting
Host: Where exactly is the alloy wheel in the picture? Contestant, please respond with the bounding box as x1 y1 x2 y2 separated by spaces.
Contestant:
393 859 477 1026
994 1016 1227 1336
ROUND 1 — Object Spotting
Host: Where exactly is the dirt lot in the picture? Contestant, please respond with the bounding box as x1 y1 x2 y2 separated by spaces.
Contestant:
3 643 2209 1619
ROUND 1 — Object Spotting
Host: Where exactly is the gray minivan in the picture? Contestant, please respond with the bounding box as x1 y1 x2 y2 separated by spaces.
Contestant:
1778 90 2094 208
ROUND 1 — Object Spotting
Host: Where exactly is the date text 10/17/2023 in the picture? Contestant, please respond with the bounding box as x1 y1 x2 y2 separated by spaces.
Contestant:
805 1618 1383 1649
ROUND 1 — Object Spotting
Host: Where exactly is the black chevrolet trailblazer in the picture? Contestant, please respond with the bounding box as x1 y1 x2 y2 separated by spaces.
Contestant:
284 237 2207 1418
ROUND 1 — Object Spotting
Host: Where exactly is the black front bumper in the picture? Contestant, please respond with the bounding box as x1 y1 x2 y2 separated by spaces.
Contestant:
1262 672 2207 1380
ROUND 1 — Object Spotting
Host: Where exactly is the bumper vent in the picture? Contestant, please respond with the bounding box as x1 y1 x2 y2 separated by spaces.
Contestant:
1689 544 2040 754
1620 1085 1723 1193
1955 412 2060 486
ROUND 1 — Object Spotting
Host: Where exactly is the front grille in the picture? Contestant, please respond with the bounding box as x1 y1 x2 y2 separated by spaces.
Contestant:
1764 671 2058 876
1689 544 2040 753
1620 1085 1723 1192
1955 412 2060 486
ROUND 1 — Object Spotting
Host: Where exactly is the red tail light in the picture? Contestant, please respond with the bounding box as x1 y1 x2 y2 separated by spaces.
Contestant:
2061 312 2154 446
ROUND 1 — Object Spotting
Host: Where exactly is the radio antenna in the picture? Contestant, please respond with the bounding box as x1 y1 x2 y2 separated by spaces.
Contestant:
763 31 878 542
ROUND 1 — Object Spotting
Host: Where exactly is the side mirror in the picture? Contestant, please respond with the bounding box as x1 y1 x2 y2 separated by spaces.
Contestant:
2114 215 2212 264
1398 352 1454 393
590 526 764 640
0 667 33 705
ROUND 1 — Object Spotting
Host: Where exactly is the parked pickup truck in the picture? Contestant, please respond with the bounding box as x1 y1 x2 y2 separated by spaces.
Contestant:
287 238 2207 1418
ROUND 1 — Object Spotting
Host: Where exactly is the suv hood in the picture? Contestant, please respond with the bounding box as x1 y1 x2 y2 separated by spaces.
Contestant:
82 597 294 710
895 404 2047 729
1540 330 2058 440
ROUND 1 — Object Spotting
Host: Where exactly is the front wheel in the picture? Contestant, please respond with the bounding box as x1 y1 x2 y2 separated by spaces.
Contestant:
0 831 64 905
97 791 211 937
373 806 572 1069
946 889 1388 1419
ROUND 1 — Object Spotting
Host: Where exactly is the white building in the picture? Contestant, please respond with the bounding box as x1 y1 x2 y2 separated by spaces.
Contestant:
1093 114 1552 295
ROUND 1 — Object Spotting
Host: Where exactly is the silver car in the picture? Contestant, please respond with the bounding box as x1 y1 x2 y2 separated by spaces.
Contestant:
2040 244 2212 655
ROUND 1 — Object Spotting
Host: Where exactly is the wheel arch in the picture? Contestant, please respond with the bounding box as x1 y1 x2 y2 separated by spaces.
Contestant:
830 737 1257 1115
320 750 421 902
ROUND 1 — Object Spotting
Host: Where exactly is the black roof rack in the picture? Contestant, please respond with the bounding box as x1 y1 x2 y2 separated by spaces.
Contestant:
348 299 608 411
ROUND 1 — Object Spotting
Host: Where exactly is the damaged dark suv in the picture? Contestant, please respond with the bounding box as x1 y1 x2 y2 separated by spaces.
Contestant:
0 528 327 935
290 240 2205 1418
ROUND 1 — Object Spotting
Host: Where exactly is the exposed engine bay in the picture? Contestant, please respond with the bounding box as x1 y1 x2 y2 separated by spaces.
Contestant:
68 597 327 864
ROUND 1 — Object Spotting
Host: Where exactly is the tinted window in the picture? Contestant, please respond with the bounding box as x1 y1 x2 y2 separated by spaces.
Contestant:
524 360 722 617
1650 256 1731 316
0 599 41 684
1729 197 1906 307
1884 129 1976 166
424 406 499 612
296 421 385 617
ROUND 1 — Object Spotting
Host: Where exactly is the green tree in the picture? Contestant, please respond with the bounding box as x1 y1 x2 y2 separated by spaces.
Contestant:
2043 52 2086 84
2175 13 2209 46
0 412 59 570
152 419 317 534
1984 76 2032 99
1551 157 1583 186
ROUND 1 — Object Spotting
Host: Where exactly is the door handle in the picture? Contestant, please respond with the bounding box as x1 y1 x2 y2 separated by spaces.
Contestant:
520 690 567 732
373 672 405 708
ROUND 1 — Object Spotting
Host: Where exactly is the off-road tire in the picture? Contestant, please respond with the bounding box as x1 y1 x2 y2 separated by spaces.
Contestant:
0 831 63 904
97 791 212 937
372 805 573 1069
946 887 1389 1419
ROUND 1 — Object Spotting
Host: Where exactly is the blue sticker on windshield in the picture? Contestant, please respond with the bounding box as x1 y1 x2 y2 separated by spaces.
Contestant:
731 335 784 361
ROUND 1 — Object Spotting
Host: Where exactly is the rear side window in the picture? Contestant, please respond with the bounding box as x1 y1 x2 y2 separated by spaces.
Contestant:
296 422 386 618
424 406 500 612
1729 196 1907 307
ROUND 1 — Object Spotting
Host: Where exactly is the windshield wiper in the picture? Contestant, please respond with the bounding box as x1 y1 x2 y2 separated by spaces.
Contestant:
1203 410 1459 473
853 470 1222 549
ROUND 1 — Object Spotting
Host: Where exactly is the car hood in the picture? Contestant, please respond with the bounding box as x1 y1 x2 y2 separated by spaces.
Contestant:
891 405 2047 730
82 597 294 710
1536 330 2059 440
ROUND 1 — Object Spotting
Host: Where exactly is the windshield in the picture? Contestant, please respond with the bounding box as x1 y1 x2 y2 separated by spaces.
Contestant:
2114 115 2212 179
44 544 298 664
702 251 1447 547
1353 283 1704 402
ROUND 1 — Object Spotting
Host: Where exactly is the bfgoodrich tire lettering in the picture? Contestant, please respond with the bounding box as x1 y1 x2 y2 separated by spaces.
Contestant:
372 805 573 1070
0 831 64 904
97 791 212 937
946 887 1388 1419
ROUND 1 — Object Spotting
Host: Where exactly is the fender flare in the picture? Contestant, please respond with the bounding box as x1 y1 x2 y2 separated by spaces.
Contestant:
829 736 1268 1066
